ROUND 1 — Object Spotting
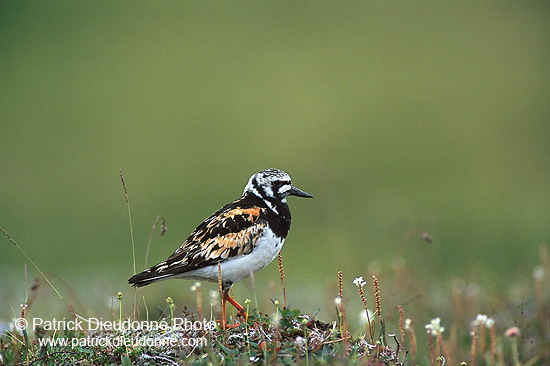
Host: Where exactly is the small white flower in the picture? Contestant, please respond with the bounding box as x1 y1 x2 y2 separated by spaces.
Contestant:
425 317 445 336
404 318 413 331
208 290 219 305
533 265 544 281
471 314 494 328
477 314 488 323
353 276 366 287
334 297 342 306
472 314 488 327
190 281 201 291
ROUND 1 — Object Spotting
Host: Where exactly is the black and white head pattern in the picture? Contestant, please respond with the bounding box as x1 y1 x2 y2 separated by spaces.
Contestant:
244 169 293 203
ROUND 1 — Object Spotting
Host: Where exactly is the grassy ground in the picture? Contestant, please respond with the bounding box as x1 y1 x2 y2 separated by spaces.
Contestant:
1 245 548 365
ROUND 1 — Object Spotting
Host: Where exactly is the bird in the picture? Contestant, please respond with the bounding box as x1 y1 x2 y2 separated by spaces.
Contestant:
128 168 313 329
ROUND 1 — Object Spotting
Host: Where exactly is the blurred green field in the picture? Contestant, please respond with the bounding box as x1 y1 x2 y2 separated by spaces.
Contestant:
1 0 548 332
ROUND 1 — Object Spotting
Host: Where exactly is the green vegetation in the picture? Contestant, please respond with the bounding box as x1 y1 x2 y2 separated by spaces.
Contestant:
1 237 548 365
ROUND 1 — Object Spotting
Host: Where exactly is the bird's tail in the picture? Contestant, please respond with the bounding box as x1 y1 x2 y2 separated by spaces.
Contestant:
128 267 173 287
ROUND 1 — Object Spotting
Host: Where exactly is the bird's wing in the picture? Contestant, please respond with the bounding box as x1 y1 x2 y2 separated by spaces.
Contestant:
168 205 267 267
129 203 267 286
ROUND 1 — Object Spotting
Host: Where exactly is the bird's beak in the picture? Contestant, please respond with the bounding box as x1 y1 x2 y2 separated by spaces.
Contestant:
288 186 313 198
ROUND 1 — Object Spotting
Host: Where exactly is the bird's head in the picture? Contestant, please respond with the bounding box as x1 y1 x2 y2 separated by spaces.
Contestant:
244 169 313 202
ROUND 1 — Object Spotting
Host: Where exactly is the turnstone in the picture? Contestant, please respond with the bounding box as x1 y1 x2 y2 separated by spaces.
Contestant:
128 169 312 328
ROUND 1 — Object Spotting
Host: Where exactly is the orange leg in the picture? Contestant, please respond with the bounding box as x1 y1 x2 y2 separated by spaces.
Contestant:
224 290 247 317
219 293 228 330
219 289 248 330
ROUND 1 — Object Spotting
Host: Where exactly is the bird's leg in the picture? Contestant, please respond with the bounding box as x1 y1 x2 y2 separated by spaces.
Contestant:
217 288 248 330
223 290 248 319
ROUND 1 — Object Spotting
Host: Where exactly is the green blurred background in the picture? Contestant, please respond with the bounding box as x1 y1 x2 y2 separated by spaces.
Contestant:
1 1 548 320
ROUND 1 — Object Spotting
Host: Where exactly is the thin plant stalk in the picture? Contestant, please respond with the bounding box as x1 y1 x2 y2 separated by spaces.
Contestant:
119 170 138 318
1 228 75 317
119 169 136 276
277 251 287 308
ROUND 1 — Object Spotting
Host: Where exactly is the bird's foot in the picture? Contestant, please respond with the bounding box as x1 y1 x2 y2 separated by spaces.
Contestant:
218 310 248 330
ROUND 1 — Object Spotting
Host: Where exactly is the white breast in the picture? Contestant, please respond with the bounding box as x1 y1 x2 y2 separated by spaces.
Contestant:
173 229 284 284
